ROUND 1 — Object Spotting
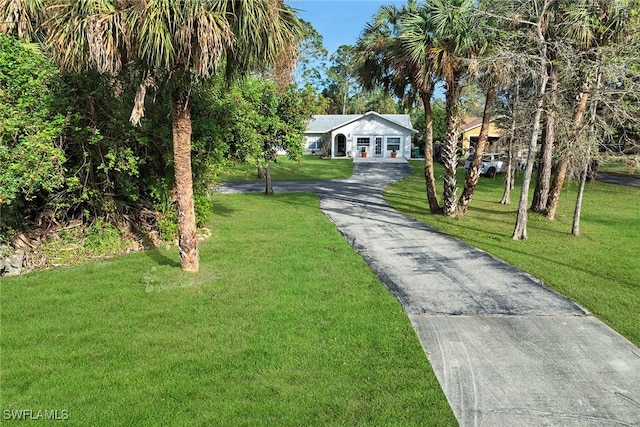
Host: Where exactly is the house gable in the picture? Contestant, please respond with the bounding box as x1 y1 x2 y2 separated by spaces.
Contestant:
460 116 506 152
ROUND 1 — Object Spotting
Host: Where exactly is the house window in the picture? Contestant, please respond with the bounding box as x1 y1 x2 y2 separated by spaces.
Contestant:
308 137 322 150
387 137 401 151
356 137 370 147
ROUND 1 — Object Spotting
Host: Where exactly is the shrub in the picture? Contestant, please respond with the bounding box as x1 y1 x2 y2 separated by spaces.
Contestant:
0 35 67 230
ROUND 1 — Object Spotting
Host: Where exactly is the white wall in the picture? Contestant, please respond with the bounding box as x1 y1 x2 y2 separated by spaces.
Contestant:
335 116 411 158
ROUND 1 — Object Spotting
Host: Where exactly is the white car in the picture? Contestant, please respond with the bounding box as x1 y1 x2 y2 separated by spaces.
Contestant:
464 152 508 178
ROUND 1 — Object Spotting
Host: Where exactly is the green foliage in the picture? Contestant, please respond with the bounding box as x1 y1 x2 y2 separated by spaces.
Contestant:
1 52 302 237
156 212 179 242
297 83 329 115
411 106 447 154
295 19 329 89
83 220 126 254
0 17 314 245
0 34 66 224
207 77 309 168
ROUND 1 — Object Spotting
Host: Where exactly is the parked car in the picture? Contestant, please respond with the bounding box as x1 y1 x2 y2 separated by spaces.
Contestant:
464 152 508 177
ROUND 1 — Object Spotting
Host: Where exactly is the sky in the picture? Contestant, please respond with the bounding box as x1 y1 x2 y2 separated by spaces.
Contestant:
285 0 406 54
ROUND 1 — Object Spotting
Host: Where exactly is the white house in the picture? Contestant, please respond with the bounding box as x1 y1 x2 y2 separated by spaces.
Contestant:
303 111 417 159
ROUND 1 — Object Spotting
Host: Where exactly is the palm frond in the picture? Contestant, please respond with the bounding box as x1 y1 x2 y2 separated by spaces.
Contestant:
0 0 46 40
46 0 128 74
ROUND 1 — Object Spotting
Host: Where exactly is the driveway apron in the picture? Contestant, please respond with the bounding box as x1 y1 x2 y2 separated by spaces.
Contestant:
215 159 640 426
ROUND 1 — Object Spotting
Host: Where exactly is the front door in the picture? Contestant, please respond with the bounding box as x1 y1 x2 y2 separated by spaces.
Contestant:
336 134 346 157
374 136 383 157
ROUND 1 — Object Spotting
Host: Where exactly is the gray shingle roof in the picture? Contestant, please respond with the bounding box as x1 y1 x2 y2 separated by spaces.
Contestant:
306 111 416 133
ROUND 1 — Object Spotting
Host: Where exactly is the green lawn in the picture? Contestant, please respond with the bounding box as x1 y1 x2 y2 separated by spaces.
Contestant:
384 161 640 346
0 193 456 426
220 155 354 181
598 154 640 178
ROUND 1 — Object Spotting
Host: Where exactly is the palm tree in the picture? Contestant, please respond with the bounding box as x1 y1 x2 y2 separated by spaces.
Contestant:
38 0 301 272
354 0 442 213
456 42 512 215
426 0 486 216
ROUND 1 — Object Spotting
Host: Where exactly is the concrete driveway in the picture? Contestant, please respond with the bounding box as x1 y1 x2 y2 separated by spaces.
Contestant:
597 173 640 187
215 158 640 426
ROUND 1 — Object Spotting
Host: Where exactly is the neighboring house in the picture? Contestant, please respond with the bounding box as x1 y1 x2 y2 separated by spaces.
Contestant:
304 111 417 159
460 116 505 153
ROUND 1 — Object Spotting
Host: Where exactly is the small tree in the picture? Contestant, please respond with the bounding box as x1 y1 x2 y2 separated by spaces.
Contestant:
248 80 307 195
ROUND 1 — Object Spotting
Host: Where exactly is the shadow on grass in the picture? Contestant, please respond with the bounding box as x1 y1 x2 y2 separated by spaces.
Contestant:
145 247 180 268
212 199 238 217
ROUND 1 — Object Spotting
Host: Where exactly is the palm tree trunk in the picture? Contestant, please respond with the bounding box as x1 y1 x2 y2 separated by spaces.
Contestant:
442 75 463 217
422 92 441 213
531 63 558 212
546 81 590 220
172 92 199 272
456 83 496 216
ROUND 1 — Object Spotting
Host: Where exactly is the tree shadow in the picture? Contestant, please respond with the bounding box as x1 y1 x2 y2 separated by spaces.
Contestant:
211 198 237 217
144 247 181 268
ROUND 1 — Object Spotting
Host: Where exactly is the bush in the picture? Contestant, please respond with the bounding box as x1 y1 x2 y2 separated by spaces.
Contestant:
0 35 67 230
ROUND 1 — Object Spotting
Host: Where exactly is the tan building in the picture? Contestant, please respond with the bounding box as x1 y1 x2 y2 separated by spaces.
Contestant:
460 116 505 153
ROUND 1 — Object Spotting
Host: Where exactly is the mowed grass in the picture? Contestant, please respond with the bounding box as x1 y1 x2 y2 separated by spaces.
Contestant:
0 193 456 426
220 155 354 181
598 155 640 178
384 161 640 346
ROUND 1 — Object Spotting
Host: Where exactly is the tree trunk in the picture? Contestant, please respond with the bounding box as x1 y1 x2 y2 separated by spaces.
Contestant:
501 82 520 205
342 83 348 115
172 93 199 272
513 23 549 240
456 84 496 216
513 88 546 240
531 63 558 212
264 160 273 195
442 74 463 217
546 82 590 220
572 154 589 237
572 69 601 237
257 167 265 179
501 147 517 205
422 92 441 213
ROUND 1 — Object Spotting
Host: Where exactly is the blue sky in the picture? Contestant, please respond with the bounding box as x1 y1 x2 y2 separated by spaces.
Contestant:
286 0 406 54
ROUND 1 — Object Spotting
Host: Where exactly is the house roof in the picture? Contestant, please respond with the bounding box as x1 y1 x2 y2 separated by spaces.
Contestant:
461 116 505 133
461 117 484 132
306 111 417 134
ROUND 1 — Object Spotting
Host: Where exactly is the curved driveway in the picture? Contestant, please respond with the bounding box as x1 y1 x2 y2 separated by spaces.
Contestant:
216 158 640 426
